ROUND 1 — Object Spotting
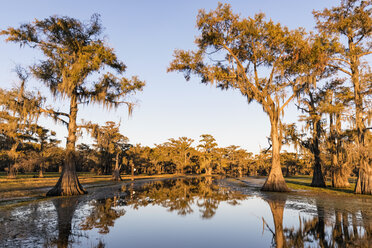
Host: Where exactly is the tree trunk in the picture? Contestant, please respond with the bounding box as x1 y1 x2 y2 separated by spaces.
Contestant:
112 153 122 181
47 93 87 196
311 154 326 187
330 113 350 188
130 160 134 180
39 166 44 178
311 118 326 187
7 165 17 179
350 50 371 195
104 153 112 175
285 166 290 177
355 156 372 194
7 143 18 179
205 166 212 176
47 151 87 196
112 169 122 181
332 166 350 188
262 116 290 192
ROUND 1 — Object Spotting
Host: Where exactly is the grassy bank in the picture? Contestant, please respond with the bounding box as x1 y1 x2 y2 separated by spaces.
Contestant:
0 172 176 200
284 175 366 197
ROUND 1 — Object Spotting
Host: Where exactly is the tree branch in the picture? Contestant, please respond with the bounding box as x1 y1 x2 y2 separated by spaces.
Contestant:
280 92 297 113
329 64 352 76
221 43 263 101
330 57 352 66
39 107 69 126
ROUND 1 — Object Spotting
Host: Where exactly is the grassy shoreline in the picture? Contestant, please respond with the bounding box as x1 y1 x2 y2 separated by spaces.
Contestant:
0 172 177 201
284 175 362 196
0 173 370 207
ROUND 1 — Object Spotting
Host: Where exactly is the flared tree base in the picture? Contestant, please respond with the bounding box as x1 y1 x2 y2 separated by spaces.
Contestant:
311 181 326 187
112 170 122 181
355 167 372 195
311 175 326 188
46 173 87 196
311 162 326 188
261 172 290 192
332 175 350 188
46 151 87 196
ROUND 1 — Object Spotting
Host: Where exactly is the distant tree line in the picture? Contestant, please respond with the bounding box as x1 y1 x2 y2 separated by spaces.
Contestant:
0 115 360 182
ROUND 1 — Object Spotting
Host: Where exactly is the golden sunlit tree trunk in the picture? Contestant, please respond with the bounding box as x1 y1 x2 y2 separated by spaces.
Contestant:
47 93 87 196
112 152 122 181
262 113 289 191
330 114 350 188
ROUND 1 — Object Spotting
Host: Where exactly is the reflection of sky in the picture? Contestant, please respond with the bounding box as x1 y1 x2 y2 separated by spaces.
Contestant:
0 0 358 153
82 197 274 248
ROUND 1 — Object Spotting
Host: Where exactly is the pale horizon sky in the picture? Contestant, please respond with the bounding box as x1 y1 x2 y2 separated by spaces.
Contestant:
0 0 337 153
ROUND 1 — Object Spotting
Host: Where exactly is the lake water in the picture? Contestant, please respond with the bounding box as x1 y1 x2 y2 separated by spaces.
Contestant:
0 177 371 247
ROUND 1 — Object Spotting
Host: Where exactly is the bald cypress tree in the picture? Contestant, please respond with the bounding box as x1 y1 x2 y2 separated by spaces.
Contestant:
168 4 316 191
197 134 218 175
0 67 43 178
313 0 372 194
165 137 194 175
89 121 129 180
1 14 145 196
321 80 353 188
295 87 327 188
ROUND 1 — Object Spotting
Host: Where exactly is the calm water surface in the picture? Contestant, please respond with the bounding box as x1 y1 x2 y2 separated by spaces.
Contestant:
0 177 371 247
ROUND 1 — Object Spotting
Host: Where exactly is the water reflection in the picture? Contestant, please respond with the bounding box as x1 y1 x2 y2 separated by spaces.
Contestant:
0 177 372 247
118 177 246 218
52 197 79 248
80 196 125 234
263 194 372 248
263 194 287 248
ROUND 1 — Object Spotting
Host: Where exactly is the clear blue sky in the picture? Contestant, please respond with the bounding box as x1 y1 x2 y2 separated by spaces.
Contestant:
0 0 335 153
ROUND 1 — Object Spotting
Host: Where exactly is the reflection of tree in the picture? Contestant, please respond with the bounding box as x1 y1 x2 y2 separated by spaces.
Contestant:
283 199 329 247
361 209 372 246
80 196 125 234
123 178 247 218
52 196 79 248
283 200 372 247
78 177 247 236
263 194 287 248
